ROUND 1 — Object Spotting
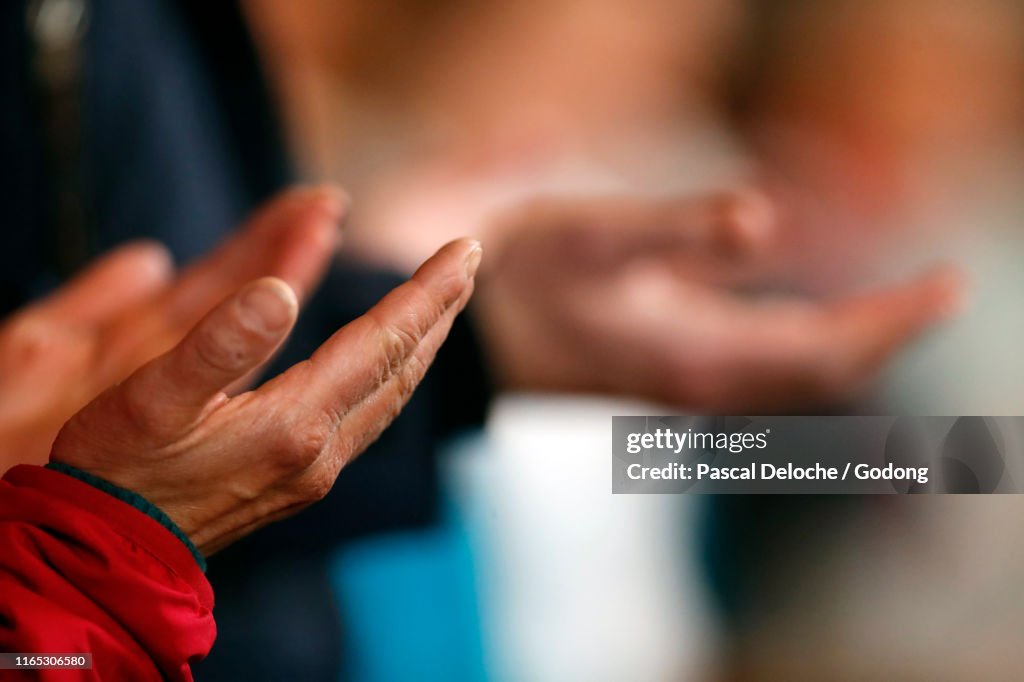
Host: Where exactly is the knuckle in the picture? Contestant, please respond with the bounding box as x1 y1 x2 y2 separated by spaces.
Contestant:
303 468 335 501
373 316 422 379
396 355 427 401
383 327 409 374
273 419 329 472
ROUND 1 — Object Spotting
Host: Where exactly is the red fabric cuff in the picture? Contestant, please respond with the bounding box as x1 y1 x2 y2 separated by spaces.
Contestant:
1 464 212 611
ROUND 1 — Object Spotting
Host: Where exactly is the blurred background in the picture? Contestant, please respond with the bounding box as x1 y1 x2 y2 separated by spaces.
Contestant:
236 1 1024 680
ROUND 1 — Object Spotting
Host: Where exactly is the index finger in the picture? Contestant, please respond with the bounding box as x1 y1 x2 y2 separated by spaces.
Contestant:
263 238 481 433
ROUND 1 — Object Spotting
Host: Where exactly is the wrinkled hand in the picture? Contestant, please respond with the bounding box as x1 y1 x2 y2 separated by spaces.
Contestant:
51 239 481 556
474 192 964 412
0 187 344 470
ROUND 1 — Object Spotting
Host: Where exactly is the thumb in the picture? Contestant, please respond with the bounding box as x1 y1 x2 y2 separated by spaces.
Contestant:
120 277 299 437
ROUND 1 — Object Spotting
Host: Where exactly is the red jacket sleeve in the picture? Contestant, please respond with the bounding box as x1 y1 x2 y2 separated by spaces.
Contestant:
0 465 215 681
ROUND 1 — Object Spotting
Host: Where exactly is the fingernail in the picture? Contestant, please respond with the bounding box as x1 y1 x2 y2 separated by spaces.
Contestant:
126 240 174 280
465 243 483 279
239 279 297 334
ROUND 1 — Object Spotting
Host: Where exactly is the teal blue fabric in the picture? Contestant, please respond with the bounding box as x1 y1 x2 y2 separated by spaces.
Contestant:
331 433 489 682
330 498 488 682
45 462 206 571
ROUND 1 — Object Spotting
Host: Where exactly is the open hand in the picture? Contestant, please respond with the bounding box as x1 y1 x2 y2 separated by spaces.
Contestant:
475 191 963 412
51 239 481 555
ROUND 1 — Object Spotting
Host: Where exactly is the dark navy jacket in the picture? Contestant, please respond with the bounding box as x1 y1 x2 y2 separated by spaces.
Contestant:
1 1 490 678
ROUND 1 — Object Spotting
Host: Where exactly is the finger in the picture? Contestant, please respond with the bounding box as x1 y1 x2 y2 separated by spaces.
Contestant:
329 273 477 460
262 185 349 301
166 185 346 323
505 188 776 269
122 277 299 435
37 241 173 324
626 267 964 412
825 266 967 375
103 186 344 376
264 238 481 444
254 289 477 519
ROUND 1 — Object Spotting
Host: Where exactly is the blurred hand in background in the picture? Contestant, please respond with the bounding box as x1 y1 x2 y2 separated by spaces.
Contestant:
476 191 964 412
